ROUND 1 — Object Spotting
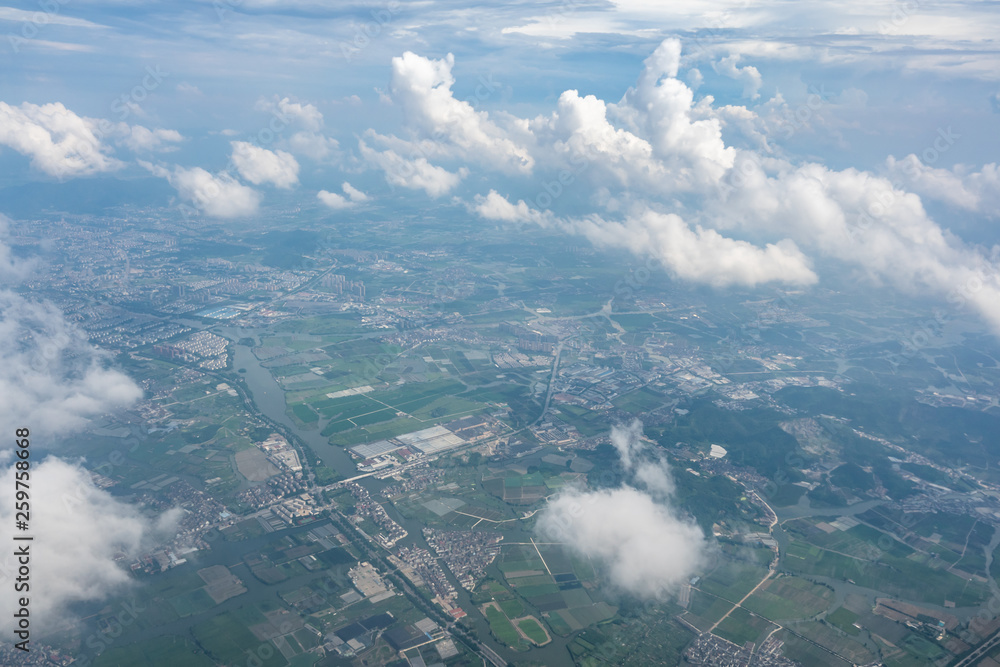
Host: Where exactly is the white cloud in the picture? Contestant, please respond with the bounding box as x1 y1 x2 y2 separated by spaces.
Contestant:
254 96 340 161
287 131 340 161
141 161 261 218
117 125 184 153
611 39 736 188
536 421 706 600
712 54 763 99
386 51 533 174
317 190 351 209
0 223 173 636
256 96 325 132
0 458 181 635
686 67 704 90
573 209 817 288
317 181 370 209
0 291 142 436
515 39 737 194
0 7 106 28
359 140 466 197
342 181 368 202
0 101 121 178
474 189 550 225
474 192 817 288
711 154 1000 333
230 141 299 188
886 154 1000 215
378 39 1000 334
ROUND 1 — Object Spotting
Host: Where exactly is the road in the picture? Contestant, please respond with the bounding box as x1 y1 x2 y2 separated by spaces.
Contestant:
954 626 1000 667
533 341 563 426
708 490 779 632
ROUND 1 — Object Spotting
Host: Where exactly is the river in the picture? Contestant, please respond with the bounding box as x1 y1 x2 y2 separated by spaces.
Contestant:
221 329 576 663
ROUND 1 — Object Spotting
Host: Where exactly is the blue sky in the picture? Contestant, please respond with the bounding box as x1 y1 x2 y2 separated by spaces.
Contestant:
2 0 1000 329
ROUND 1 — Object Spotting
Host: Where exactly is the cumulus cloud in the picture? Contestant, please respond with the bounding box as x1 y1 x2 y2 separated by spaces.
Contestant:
317 190 351 209
317 181 370 210
386 52 533 174
256 95 324 132
713 54 763 99
474 191 817 288
571 209 817 288
141 161 261 218
536 421 706 599
885 154 1000 215
372 39 1000 334
474 189 551 225
0 458 180 634
359 140 466 197
342 181 369 203
288 131 340 161
230 141 299 188
711 155 1000 332
612 39 736 187
116 125 184 153
255 95 340 162
0 101 122 178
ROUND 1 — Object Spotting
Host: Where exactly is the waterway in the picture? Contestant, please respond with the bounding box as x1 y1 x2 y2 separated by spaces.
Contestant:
224 329 357 475
222 329 575 663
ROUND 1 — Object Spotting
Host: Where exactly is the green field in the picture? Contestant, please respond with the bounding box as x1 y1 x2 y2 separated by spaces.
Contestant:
698 558 770 602
788 621 876 665
291 403 318 423
743 576 834 620
826 607 861 635
192 612 287 667
484 605 527 650
545 611 574 635
499 598 525 618
518 617 550 645
93 635 215 667
783 536 988 606
713 607 776 646
167 588 217 617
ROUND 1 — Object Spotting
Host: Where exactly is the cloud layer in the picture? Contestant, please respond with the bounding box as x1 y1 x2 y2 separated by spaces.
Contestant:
0 219 172 635
360 40 1000 333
